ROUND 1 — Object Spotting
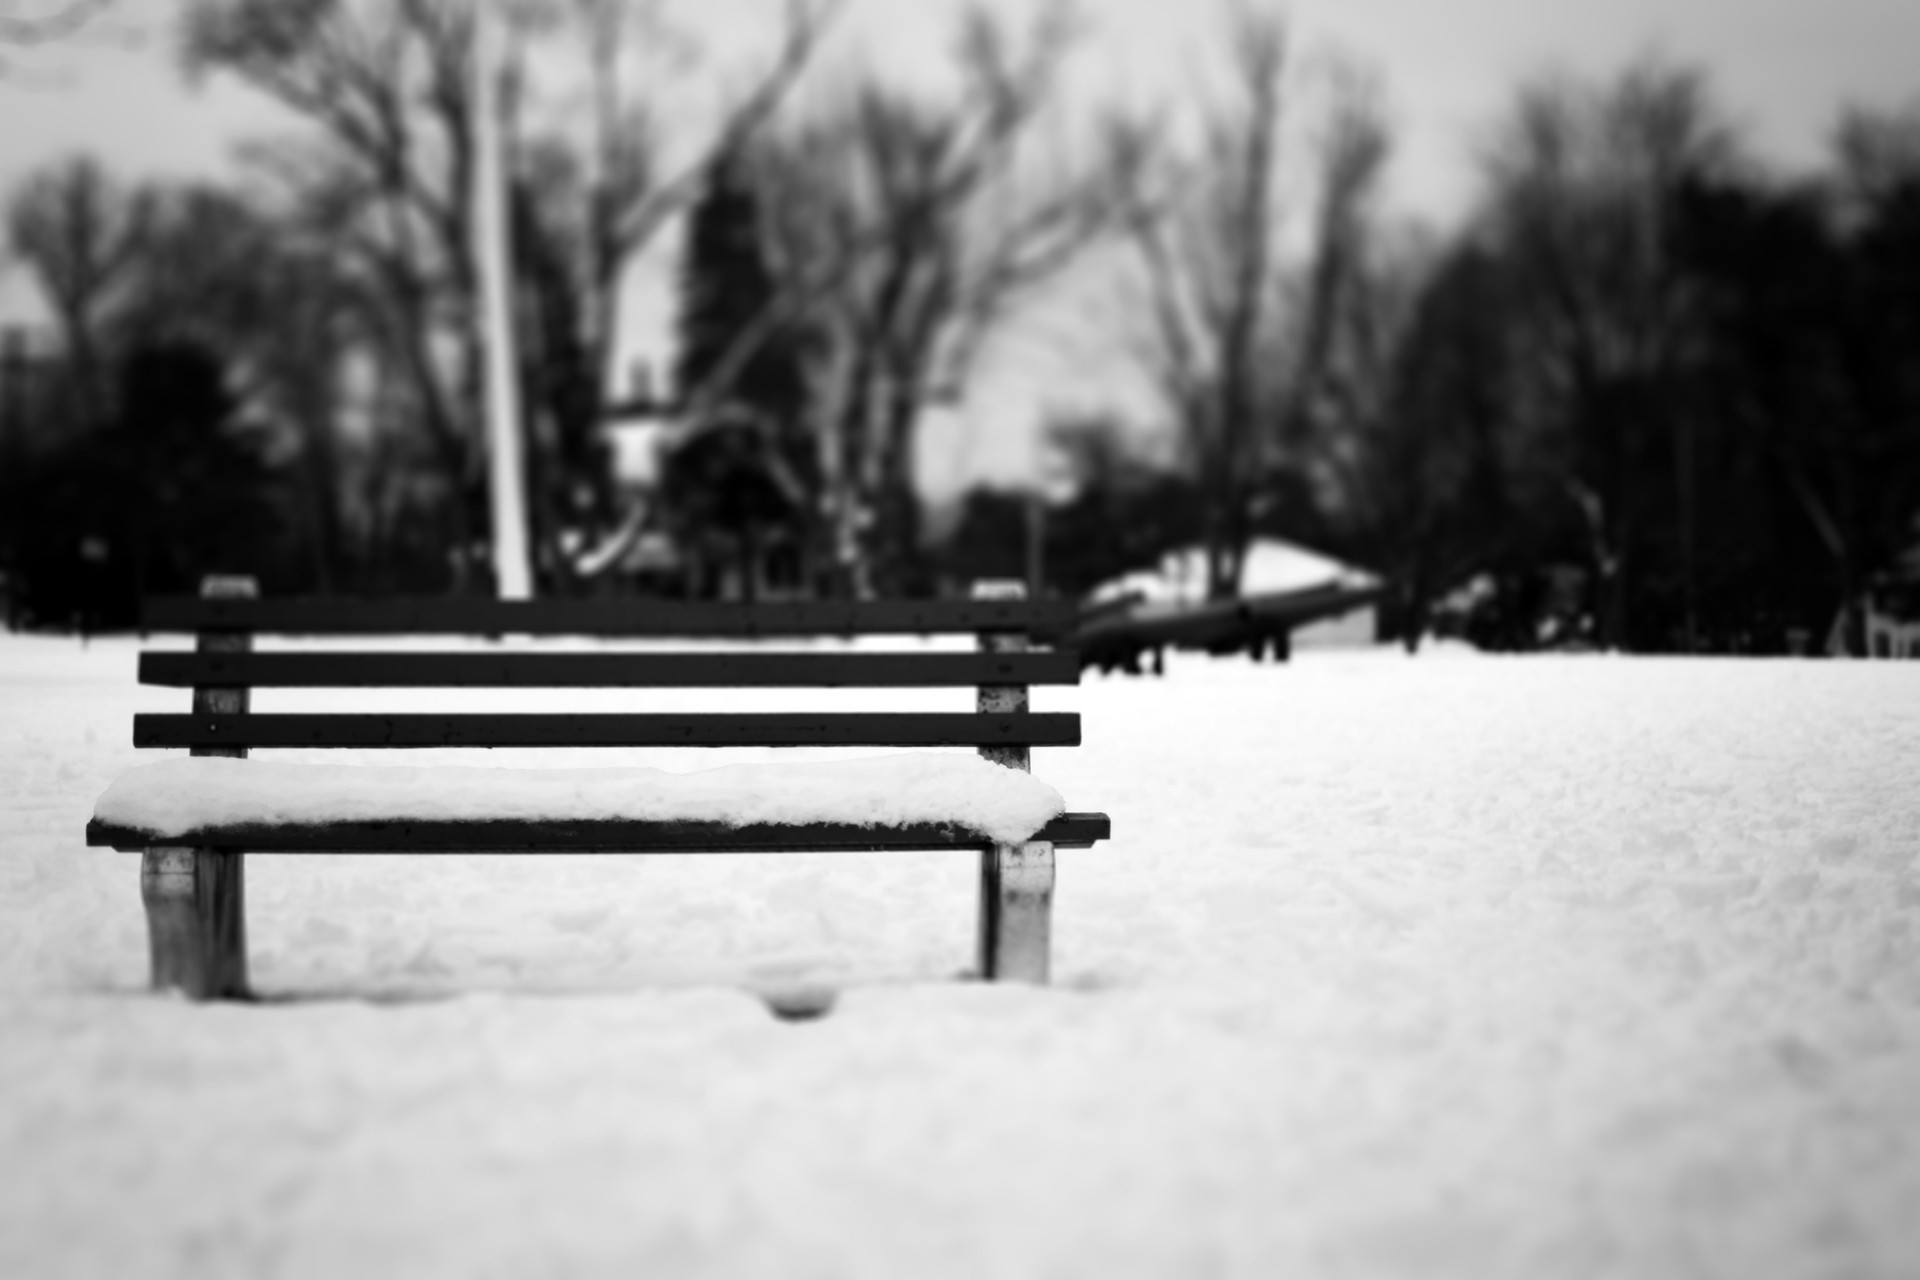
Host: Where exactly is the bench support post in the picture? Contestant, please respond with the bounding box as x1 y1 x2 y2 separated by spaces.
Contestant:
974 580 1053 984
141 848 247 999
978 840 1054 983
142 574 255 1001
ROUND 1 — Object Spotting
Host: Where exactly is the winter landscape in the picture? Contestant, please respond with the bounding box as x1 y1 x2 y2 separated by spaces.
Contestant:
5 630 1919 1278
5 2 1920 1274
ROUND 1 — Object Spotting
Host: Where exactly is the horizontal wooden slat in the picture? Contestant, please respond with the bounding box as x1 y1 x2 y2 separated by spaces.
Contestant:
86 812 1111 853
139 651 1081 689
142 596 1076 638
133 713 1081 749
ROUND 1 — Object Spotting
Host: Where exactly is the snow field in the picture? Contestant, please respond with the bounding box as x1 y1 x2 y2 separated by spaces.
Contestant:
3 633 1919 1277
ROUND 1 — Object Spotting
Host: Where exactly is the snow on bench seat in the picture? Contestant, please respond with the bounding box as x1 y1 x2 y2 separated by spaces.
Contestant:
93 753 1066 848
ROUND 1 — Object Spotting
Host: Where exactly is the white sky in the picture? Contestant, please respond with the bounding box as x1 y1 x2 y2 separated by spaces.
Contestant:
3 0 1918 495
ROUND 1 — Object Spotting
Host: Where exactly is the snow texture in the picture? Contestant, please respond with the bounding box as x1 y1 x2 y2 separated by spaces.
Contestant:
94 753 1066 846
5 633 1920 1278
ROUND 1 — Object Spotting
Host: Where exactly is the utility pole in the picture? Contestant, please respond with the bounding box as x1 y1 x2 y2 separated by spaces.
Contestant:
471 0 534 600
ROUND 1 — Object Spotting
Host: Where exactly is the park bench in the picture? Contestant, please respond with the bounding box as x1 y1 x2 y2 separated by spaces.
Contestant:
85 579 1110 1000
1073 581 1384 674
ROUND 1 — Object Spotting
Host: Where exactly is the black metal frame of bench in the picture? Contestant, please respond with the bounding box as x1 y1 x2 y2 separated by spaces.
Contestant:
87 578 1110 999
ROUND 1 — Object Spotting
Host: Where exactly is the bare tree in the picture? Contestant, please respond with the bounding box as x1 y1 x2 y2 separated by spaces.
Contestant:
128 183 372 591
1117 10 1391 599
183 0 483 576
510 0 831 584
1480 59 1738 648
1329 233 1536 648
0 0 118 78
531 0 828 397
737 1 1134 594
4 154 151 425
4 141 385 588
182 0 830 589
1118 12 1279 600
1833 100 1920 215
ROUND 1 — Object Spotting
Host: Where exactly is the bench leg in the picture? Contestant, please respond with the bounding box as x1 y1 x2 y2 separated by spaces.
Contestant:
977 841 1054 984
141 848 249 1000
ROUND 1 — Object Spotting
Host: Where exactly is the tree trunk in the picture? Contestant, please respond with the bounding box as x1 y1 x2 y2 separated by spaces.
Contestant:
867 377 923 595
1675 409 1698 652
741 525 761 603
297 404 341 594
1599 392 1629 652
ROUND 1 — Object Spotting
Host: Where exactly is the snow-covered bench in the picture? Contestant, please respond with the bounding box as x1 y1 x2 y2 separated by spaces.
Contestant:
86 579 1110 1000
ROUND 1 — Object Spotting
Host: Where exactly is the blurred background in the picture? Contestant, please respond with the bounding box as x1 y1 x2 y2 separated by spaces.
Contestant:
2 0 1918 656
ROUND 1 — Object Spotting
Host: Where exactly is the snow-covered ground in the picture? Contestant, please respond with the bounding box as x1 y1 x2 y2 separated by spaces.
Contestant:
4 632 1919 1278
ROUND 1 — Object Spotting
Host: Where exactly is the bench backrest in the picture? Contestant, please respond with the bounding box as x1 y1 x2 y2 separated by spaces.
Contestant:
134 593 1081 756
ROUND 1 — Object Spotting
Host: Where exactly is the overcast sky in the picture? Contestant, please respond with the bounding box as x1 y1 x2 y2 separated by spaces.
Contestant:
3 0 1918 495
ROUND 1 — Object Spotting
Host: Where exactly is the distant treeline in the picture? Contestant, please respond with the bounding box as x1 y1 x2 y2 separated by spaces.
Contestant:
946 114 1920 655
1 1 1917 653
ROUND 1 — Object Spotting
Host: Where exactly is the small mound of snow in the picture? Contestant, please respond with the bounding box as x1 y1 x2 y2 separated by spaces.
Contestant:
94 753 1065 846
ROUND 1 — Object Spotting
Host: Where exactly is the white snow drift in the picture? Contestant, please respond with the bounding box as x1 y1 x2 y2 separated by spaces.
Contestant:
93 753 1066 846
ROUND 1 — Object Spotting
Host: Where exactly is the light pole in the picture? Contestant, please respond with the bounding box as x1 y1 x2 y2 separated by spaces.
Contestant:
471 0 534 600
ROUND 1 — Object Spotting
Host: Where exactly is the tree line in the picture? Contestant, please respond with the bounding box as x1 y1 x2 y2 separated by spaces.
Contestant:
946 22 1920 655
2 0 1918 653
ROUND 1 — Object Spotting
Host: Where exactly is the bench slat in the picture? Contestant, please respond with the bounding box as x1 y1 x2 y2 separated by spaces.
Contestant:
139 651 1081 688
143 597 1077 637
133 713 1083 749
86 812 1111 853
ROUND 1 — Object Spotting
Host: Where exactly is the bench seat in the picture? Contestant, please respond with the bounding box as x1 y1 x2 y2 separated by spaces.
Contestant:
90 816 1112 855
89 755 1108 852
